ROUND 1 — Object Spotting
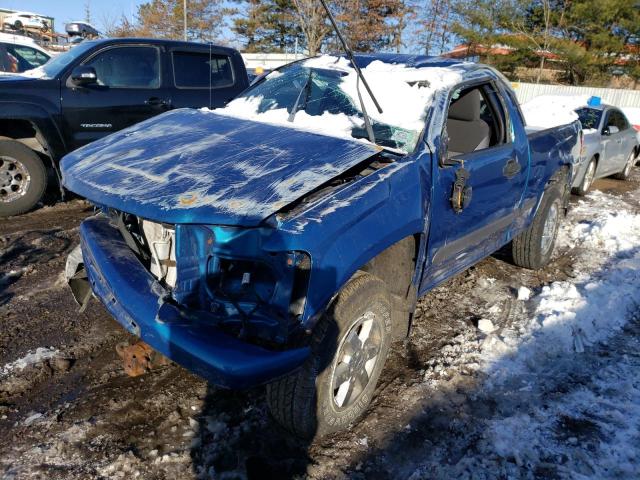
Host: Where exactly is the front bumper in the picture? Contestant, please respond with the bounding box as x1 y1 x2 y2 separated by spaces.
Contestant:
77 215 310 389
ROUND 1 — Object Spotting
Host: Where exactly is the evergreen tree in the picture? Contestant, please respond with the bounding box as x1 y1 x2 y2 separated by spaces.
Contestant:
232 0 304 53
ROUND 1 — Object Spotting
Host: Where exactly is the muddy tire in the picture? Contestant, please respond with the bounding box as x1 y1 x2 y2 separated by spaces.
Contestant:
266 272 392 439
573 157 596 196
0 139 47 217
613 151 635 180
512 186 562 270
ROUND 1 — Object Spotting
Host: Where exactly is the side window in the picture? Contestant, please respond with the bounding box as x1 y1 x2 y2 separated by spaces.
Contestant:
605 111 618 130
613 111 628 131
445 83 508 157
84 46 160 89
9 46 49 70
172 51 234 88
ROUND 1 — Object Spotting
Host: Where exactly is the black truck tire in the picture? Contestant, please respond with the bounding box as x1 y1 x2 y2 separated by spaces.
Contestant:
512 186 563 270
0 139 47 217
266 272 392 439
613 151 635 180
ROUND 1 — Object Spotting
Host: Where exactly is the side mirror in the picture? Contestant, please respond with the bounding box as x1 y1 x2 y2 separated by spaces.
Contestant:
70 66 97 86
603 125 619 136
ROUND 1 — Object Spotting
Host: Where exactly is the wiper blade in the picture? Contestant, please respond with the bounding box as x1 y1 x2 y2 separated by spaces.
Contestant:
318 0 383 145
288 69 313 122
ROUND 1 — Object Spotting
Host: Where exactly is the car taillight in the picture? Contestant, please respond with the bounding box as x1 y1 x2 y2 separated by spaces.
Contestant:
633 125 640 132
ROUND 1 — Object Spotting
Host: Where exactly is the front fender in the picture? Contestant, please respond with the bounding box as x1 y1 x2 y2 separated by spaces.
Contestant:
271 160 427 329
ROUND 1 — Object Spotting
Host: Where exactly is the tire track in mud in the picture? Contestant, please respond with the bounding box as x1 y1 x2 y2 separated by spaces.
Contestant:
0 173 638 479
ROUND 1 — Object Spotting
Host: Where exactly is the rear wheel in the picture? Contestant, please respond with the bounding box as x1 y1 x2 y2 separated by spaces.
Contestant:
512 186 563 270
14 20 23 30
573 157 596 196
0 140 47 217
266 272 392 439
614 151 635 180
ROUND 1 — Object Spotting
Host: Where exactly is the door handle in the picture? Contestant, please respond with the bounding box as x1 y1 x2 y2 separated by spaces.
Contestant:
145 97 170 108
503 158 521 179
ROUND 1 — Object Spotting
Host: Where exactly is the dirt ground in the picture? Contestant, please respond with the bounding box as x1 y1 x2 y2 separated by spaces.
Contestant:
0 172 638 480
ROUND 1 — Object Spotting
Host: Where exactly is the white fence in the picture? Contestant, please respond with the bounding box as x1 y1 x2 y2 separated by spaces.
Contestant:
242 52 307 70
512 82 640 108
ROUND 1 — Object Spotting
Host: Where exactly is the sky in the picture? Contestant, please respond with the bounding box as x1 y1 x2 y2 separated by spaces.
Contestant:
2 0 146 33
3 0 240 46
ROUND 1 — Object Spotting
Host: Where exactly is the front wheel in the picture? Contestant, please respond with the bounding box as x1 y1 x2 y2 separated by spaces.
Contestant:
613 151 635 180
266 272 392 439
512 186 563 270
0 140 47 217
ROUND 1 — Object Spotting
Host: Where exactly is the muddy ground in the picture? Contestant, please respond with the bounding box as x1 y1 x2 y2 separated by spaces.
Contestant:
0 172 638 480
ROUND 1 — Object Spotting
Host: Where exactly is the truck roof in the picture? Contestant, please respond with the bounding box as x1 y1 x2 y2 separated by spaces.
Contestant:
351 53 469 70
85 37 239 55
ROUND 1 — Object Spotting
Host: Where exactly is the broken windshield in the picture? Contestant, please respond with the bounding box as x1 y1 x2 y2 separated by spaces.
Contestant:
234 62 420 152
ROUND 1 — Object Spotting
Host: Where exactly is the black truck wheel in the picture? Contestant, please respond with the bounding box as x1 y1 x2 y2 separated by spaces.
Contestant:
0 139 47 217
266 272 392 439
512 186 562 270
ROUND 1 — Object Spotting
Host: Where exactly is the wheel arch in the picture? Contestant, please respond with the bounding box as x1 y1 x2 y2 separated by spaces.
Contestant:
0 111 66 199
359 233 421 340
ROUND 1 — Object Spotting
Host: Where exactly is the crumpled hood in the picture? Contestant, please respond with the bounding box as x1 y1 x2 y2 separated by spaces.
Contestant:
61 108 379 226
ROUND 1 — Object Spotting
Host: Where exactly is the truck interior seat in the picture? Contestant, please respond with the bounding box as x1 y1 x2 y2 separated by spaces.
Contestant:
446 89 491 156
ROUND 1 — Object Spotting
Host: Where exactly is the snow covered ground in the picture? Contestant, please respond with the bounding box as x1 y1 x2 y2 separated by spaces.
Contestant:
406 187 640 479
0 181 639 479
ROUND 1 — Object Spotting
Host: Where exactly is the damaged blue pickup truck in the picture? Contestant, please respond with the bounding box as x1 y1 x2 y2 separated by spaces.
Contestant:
61 54 581 439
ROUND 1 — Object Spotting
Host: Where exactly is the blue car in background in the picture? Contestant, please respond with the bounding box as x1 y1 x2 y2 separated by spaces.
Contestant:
61 54 581 439
572 101 639 195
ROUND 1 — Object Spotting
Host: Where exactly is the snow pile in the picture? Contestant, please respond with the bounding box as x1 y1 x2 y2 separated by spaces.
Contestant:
521 94 589 129
303 55 464 132
216 55 465 151
220 96 360 141
483 197 640 381
0 347 60 377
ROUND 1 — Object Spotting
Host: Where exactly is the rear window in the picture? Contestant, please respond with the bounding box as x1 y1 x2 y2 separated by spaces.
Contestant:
575 107 602 130
172 51 234 88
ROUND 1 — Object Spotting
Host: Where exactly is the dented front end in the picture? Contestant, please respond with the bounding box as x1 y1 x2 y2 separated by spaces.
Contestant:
69 213 311 389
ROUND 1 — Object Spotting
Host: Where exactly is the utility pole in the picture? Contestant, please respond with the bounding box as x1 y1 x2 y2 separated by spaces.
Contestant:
183 0 187 41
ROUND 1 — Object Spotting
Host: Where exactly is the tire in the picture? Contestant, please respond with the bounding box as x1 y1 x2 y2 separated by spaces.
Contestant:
266 272 392 439
572 157 596 196
0 140 47 217
613 151 635 180
512 185 563 270
14 20 22 30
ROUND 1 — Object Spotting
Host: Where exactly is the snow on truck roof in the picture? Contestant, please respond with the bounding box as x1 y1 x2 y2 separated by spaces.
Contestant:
213 54 472 153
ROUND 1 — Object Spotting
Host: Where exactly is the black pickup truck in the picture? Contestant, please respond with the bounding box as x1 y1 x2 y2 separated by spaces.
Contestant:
0 38 249 216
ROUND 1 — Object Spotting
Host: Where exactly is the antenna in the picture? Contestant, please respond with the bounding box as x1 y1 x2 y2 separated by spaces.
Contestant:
317 0 382 144
209 41 212 110
318 0 382 114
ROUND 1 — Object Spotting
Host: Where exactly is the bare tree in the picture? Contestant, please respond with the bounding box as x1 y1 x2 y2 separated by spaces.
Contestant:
510 0 567 83
291 0 332 55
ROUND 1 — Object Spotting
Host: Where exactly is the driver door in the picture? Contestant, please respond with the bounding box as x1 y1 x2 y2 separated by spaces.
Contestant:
60 44 170 151
422 81 529 288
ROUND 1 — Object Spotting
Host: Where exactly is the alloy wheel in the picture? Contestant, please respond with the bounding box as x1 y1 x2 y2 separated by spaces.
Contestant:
331 311 382 409
0 156 31 203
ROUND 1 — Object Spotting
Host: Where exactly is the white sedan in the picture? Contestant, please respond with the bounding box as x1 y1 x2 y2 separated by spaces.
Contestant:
2 12 50 32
